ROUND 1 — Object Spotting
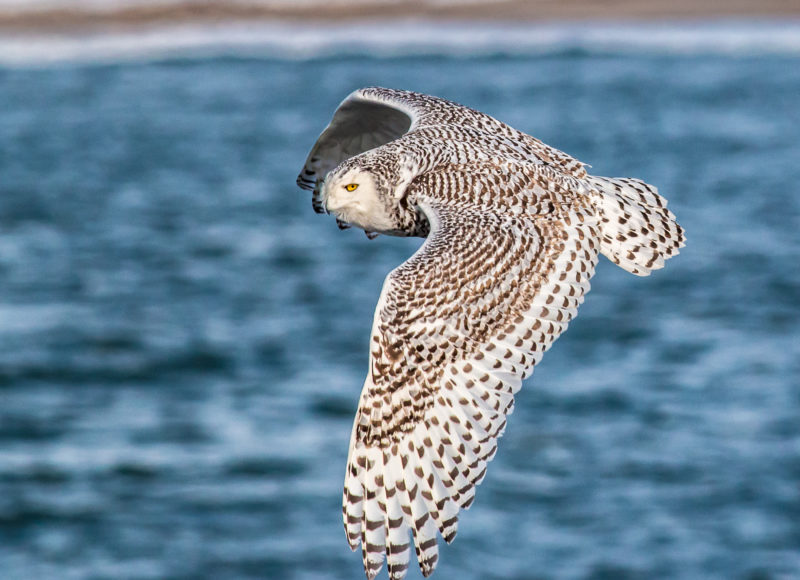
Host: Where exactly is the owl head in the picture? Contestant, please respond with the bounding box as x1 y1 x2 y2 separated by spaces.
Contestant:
322 156 404 234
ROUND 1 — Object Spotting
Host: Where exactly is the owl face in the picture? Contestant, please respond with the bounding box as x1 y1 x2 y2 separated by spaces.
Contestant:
323 166 398 233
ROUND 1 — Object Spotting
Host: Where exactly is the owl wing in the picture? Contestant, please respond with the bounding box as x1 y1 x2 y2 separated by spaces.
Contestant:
297 87 588 213
344 196 600 579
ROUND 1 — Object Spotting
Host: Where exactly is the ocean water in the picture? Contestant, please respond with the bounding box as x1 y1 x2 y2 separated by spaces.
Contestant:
1 25 799 580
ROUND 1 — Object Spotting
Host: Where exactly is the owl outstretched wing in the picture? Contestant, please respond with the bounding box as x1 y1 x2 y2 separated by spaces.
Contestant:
343 196 600 580
297 87 587 213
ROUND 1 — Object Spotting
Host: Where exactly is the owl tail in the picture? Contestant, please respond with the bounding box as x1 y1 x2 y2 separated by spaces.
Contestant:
588 176 686 276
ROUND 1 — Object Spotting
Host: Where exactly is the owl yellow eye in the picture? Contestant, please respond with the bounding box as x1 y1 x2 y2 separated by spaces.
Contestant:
345 183 359 192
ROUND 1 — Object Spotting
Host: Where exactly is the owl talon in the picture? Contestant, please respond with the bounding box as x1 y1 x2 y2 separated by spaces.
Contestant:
365 231 379 240
337 219 351 230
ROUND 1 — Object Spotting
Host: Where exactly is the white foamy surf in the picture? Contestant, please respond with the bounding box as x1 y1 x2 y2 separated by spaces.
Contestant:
2 20 800 66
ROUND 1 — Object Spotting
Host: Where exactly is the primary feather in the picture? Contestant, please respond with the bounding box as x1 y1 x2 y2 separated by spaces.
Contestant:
297 87 685 580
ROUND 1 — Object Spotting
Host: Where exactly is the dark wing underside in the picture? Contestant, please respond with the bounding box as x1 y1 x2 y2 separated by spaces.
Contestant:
297 90 417 212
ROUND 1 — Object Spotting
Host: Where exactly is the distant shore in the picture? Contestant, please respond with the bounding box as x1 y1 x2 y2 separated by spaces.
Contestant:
2 0 800 34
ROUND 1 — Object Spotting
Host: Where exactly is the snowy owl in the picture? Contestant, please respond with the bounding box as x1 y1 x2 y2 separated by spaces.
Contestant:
297 87 684 580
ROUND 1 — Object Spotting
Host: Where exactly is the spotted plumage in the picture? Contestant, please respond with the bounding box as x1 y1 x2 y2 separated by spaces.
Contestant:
297 87 685 580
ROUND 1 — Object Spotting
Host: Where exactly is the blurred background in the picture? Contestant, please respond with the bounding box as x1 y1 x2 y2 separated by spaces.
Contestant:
1 2 799 579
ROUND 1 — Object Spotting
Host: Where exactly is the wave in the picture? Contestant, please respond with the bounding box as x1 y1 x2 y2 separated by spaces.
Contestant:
2 20 800 66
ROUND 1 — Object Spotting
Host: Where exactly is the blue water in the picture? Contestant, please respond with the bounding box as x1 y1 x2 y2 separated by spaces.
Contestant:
0 47 799 580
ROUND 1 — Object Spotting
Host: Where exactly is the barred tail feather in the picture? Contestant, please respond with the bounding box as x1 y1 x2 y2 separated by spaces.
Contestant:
589 176 685 276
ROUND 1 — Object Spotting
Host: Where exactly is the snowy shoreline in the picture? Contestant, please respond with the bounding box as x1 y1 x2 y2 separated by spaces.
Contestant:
1 0 799 33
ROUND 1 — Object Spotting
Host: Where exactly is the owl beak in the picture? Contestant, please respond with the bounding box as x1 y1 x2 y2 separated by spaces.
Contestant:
325 196 343 212
324 184 350 213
